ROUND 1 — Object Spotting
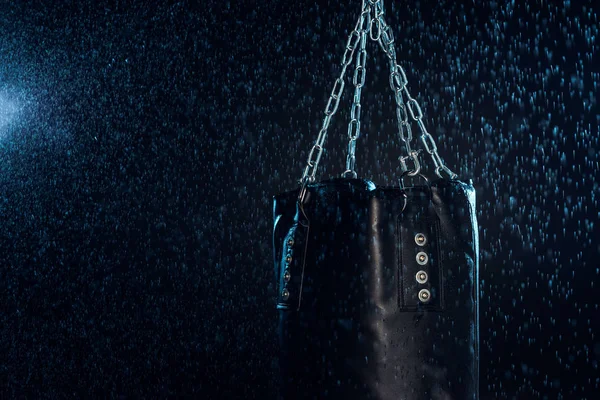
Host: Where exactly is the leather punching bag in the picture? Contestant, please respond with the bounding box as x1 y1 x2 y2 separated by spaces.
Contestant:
271 1 479 398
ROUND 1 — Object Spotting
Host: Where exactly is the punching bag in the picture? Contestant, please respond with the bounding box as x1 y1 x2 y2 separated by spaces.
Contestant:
272 1 479 399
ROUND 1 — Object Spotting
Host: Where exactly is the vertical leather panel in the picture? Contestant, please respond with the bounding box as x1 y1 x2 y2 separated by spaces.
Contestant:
398 191 444 311
430 180 479 399
273 192 297 287
366 191 403 313
276 214 309 311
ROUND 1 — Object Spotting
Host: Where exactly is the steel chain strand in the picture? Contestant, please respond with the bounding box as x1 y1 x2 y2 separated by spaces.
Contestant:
374 12 423 176
376 7 458 179
342 4 372 179
371 1 418 174
299 1 370 187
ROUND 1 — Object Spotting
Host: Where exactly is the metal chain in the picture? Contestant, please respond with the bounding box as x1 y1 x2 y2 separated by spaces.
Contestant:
374 5 422 176
299 1 370 186
342 4 371 179
374 1 457 179
298 0 457 189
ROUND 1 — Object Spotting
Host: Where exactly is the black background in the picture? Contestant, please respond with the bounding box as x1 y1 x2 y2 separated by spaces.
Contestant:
0 0 599 398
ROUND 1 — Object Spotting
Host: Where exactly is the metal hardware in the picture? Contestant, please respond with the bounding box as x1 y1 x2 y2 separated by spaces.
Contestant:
285 255 292 264
415 233 427 246
299 2 371 187
373 0 457 179
418 289 431 303
416 252 428 265
283 270 291 282
415 270 428 284
287 238 294 247
400 151 421 177
299 0 458 186
282 288 290 301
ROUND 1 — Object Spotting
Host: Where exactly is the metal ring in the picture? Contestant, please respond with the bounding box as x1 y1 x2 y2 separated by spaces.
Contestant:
414 233 427 246
399 150 422 179
399 169 430 190
415 270 428 284
342 169 358 179
416 252 428 265
418 289 431 303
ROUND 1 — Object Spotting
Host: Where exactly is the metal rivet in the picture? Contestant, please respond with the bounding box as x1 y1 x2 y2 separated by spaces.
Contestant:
285 255 292 264
418 289 431 303
287 238 294 247
416 270 428 284
283 270 291 282
415 233 427 246
416 252 428 265
281 288 290 301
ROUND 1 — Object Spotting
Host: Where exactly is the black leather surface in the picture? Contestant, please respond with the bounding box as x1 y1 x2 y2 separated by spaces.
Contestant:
272 178 479 399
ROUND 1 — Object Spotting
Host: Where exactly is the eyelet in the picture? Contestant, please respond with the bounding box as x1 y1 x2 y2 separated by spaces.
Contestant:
281 288 290 301
283 270 291 282
415 270 428 284
418 289 431 303
415 233 427 246
416 252 428 265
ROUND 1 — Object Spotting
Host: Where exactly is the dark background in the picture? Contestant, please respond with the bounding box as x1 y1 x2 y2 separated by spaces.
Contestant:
1 0 598 398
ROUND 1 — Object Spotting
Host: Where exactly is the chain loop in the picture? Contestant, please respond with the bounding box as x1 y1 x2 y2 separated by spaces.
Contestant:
347 119 361 140
390 65 408 92
350 102 361 120
343 32 361 64
369 15 382 41
400 150 422 176
406 98 423 121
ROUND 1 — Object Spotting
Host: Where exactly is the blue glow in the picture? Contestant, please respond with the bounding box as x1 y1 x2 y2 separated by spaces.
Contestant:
0 91 20 135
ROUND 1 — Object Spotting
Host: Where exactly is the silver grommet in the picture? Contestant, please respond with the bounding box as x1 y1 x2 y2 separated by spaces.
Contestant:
285 255 292 264
418 289 431 303
287 238 294 247
415 270 428 284
416 252 428 265
281 288 290 301
415 233 427 246
283 270 291 282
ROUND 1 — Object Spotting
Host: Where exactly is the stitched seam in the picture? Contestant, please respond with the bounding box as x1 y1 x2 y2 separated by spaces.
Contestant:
433 216 444 311
397 213 403 310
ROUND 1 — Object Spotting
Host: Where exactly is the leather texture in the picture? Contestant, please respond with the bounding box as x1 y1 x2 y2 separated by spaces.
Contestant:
272 177 479 400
